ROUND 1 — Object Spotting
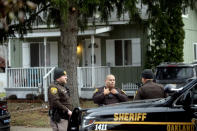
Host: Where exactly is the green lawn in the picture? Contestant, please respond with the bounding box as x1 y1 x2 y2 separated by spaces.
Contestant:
0 92 6 98
8 99 97 127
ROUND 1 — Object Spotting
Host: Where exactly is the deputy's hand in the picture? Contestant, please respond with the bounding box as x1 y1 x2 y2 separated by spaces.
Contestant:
68 110 72 116
111 88 118 94
103 88 110 95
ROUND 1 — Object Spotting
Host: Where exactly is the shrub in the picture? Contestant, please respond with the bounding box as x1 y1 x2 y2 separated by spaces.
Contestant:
26 94 37 100
8 94 17 100
37 94 44 100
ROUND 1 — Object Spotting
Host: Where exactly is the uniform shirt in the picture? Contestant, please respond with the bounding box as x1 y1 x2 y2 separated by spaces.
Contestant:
134 80 166 100
48 81 72 113
93 86 128 106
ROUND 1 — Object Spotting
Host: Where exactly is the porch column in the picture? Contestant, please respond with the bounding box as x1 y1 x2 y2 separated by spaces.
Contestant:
44 37 48 102
91 35 95 88
6 40 9 89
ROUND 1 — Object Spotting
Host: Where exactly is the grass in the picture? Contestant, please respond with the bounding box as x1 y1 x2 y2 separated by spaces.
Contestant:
11 110 50 127
8 99 97 127
0 92 6 98
8 102 50 127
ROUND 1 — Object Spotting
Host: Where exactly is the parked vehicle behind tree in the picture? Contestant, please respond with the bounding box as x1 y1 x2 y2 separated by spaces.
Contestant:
155 62 197 88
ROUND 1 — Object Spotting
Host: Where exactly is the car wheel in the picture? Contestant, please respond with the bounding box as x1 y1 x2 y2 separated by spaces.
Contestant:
2 127 10 131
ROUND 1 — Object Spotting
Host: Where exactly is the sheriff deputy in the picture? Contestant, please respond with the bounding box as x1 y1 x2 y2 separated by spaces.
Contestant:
48 68 72 131
93 74 128 106
134 69 166 100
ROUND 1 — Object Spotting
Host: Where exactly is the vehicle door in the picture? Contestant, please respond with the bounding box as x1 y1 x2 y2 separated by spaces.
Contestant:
110 107 172 131
92 105 172 131
164 83 197 131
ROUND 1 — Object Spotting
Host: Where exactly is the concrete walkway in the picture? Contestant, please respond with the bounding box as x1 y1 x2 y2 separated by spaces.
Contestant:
11 126 52 131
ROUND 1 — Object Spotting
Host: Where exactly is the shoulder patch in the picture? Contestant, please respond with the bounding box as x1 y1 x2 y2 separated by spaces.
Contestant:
50 87 58 95
94 88 99 93
121 89 126 94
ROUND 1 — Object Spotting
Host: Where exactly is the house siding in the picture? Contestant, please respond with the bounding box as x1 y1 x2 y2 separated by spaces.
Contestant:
106 24 148 66
111 66 143 89
183 9 197 63
103 24 148 88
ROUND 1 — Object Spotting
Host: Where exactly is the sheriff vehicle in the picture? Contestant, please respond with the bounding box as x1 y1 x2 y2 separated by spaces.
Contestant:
68 79 197 131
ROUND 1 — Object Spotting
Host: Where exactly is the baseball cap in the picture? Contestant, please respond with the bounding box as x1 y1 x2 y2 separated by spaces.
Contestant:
53 68 67 80
141 69 154 79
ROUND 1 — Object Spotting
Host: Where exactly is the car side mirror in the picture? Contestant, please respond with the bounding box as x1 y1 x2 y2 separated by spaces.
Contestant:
164 84 182 94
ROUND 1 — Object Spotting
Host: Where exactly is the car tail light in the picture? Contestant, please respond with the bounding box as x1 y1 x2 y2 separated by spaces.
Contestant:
0 103 8 115
167 65 177 67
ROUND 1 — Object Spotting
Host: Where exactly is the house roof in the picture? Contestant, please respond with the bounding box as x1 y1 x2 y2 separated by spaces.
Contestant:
15 26 112 38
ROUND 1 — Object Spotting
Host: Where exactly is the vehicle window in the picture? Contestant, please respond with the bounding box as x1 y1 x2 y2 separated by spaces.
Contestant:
156 67 193 80
175 93 186 106
175 84 197 106
191 85 197 105
194 66 197 76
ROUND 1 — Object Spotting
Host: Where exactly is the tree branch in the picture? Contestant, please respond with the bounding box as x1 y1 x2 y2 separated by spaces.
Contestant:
8 3 51 29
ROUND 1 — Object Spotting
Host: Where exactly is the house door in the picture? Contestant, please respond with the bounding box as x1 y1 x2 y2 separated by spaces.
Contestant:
84 38 101 66
30 43 50 67
30 43 40 67
22 42 57 67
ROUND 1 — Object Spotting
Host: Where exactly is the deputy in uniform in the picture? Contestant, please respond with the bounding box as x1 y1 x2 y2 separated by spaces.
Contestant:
93 74 128 106
48 68 72 131
134 69 166 100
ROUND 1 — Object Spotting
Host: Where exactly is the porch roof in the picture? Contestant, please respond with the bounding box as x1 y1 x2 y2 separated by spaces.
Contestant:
15 26 112 38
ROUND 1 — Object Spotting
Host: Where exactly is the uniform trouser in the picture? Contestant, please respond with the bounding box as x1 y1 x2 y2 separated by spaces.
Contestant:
50 118 68 131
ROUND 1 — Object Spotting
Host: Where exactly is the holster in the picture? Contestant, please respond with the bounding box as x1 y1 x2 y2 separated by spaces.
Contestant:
49 109 61 123
49 109 69 123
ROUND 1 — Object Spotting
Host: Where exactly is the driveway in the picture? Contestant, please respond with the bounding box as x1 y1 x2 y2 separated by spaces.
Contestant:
11 126 52 131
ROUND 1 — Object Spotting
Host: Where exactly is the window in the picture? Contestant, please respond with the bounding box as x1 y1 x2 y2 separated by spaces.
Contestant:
194 43 197 61
115 40 123 65
124 40 132 65
191 85 197 105
23 42 51 67
106 38 141 66
114 40 132 66
182 7 189 18
156 67 194 80
175 84 197 106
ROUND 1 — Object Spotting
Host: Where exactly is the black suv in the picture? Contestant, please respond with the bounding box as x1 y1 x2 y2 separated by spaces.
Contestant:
68 79 197 131
155 62 197 88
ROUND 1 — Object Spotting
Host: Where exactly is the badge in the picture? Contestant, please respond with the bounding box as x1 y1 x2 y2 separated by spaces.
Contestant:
50 87 58 95
64 71 67 75
121 89 126 94
94 88 98 93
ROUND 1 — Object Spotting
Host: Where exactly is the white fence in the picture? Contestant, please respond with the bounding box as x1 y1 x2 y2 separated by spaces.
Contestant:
6 66 140 98
7 66 111 89
77 66 111 88
5 66 111 99
122 82 140 96
7 67 54 88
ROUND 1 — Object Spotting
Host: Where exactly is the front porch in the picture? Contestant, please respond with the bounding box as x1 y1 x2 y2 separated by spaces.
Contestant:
5 66 140 99
5 66 111 99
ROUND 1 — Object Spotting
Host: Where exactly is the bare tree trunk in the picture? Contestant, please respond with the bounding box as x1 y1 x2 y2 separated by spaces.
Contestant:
59 10 79 108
